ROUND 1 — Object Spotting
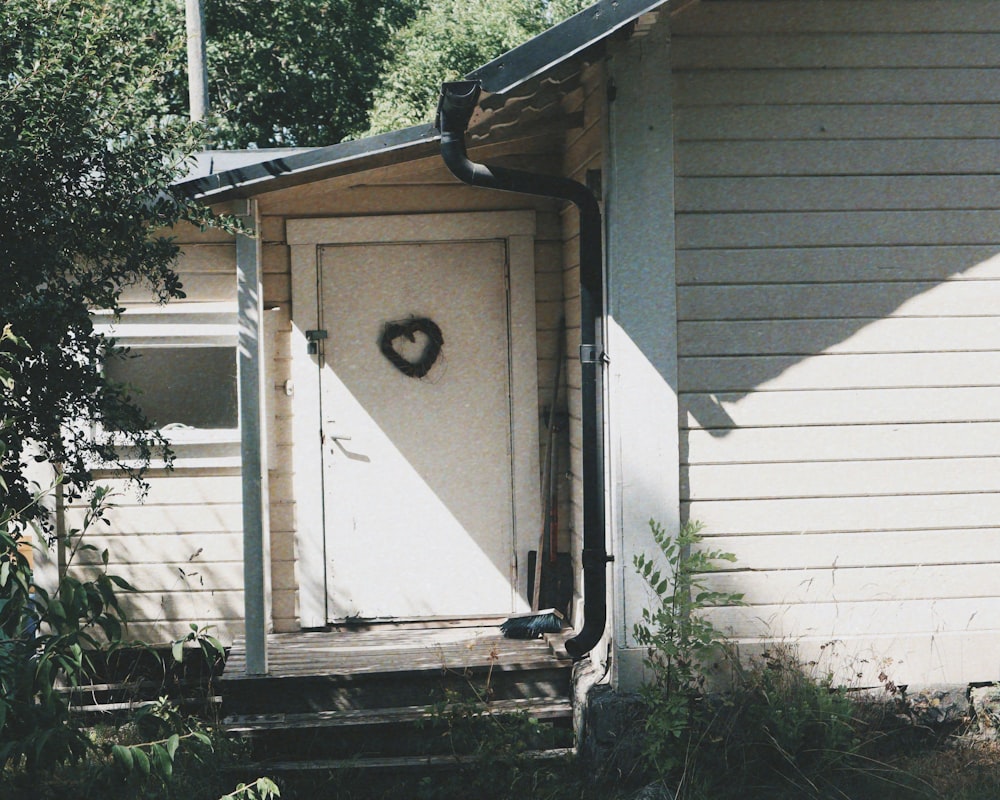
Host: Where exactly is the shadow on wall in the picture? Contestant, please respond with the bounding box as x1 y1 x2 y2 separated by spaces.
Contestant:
676 246 1000 438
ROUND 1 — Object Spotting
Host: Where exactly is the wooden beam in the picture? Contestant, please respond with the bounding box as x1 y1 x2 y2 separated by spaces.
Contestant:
237 199 270 675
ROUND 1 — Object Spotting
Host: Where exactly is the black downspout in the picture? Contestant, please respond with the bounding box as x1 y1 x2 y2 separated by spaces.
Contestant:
437 80 610 659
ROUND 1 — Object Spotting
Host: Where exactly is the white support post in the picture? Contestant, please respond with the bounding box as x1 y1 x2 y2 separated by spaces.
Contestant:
605 20 680 690
237 199 270 675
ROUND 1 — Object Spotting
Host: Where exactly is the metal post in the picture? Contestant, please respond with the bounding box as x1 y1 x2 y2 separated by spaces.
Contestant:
185 0 209 122
237 199 269 675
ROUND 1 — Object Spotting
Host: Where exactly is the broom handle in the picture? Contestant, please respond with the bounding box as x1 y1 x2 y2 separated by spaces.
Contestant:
533 320 564 611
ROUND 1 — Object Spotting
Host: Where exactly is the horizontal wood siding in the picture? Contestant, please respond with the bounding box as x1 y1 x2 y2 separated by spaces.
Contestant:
562 59 605 625
72 223 248 645
672 0 1000 684
66 471 245 645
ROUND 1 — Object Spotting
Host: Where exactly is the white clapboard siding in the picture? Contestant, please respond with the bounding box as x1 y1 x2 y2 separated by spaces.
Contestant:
705 614 1000 686
677 140 1000 178
702 563 1000 605
64 470 245 644
66 502 243 535
707 596 998 640
682 387 1000 429
684 494 1000 536
74 562 244 593
115 591 245 625
671 0 1000 684
117 241 235 304
672 33 1000 70
680 352 1000 392
702 528 1000 571
673 69 1000 106
677 247 1000 284
677 279 1000 319
74 532 244 565
685 423 1000 465
677 177 1000 213
679 317 1000 356
676 104 1000 142
678 211 1000 249
172 243 237 272
670 1 1000 35
684 458 1000 501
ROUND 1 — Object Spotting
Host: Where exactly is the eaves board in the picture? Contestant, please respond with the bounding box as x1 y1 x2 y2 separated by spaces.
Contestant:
467 0 669 95
176 124 441 202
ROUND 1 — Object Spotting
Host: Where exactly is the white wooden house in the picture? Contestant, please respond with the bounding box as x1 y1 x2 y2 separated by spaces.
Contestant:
46 0 1000 694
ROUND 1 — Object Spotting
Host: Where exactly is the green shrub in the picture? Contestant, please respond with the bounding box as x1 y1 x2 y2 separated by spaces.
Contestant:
633 520 926 799
632 519 743 778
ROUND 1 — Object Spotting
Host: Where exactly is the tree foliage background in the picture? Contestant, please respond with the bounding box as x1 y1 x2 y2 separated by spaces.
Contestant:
202 0 418 148
0 0 218 518
157 0 588 147
366 0 588 134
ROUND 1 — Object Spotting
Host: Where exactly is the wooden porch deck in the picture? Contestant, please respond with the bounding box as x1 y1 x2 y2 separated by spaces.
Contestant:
222 621 572 680
219 622 576 770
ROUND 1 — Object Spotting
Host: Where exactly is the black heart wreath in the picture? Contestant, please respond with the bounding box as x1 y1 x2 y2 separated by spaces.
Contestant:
379 317 444 378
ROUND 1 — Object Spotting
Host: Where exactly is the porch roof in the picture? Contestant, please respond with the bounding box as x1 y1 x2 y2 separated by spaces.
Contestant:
175 0 669 202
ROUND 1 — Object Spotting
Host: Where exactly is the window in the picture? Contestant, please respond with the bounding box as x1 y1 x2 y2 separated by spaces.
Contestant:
104 345 237 430
93 302 240 451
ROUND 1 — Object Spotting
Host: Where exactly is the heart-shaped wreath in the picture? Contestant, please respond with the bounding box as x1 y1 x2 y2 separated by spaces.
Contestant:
379 317 444 378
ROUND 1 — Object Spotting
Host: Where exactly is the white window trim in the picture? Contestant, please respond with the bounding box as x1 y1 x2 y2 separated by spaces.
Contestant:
91 302 241 461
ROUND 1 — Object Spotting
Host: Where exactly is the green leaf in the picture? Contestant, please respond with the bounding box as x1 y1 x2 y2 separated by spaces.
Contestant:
203 635 224 657
134 746 150 777
172 640 185 664
152 743 172 779
112 744 134 772
109 575 138 592
191 731 213 747
165 733 180 759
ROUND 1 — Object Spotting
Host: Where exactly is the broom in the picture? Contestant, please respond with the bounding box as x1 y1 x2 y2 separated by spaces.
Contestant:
500 607 565 639
501 319 565 640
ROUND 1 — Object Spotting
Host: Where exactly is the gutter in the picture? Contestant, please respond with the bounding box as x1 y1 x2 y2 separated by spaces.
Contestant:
437 80 611 659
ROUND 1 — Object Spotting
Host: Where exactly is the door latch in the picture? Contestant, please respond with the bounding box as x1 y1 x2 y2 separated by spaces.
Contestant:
306 329 328 355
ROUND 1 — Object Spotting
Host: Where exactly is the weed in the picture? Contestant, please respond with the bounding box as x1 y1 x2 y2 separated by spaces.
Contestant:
631 520 936 799
632 519 743 779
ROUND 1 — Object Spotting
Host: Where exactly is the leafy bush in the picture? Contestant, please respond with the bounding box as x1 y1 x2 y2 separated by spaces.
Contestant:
632 519 743 777
633 520 926 799
0 482 140 771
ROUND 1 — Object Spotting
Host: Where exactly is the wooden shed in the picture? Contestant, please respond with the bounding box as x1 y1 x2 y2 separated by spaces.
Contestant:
41 0 1000 700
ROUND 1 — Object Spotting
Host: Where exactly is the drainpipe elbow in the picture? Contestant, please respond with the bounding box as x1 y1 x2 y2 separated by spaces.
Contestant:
438 80 484 185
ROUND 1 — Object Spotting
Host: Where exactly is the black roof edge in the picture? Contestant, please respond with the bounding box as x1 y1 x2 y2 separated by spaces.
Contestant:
466 0 668 94
176 123 440 199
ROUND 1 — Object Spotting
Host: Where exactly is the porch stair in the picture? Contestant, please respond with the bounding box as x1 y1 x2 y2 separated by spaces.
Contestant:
218 622 576 772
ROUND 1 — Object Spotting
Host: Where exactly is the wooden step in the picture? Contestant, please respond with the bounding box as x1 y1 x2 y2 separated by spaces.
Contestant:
221 665 571 716
60 679 220 716
224 696 572 734
236 747 577 773
223 630 571 680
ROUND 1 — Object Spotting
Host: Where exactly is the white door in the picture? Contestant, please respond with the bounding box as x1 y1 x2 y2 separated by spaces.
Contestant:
317 240 518 619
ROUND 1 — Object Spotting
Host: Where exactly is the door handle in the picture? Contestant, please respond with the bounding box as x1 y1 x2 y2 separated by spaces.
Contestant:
324 423 352 443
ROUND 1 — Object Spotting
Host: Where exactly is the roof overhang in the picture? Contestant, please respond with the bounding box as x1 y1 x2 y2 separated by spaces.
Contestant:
176 0 671 202
175 124 441 201
468 0 667 95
